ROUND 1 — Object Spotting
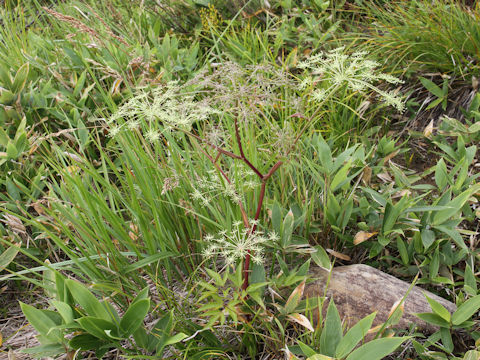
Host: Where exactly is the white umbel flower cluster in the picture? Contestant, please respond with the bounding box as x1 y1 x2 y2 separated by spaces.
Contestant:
202 221 279 266
107 82 218 138
298 47 405 112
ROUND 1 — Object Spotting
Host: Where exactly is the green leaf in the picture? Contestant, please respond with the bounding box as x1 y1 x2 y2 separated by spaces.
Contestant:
0 89 16 105
320 300 342 357
336 312 376 358
76 316 116 340
163 332 188 346
123 252 174 274
51 300 74 324
6 141 17 159
0 243 20 271
271 203 282 236
120 298 149 336
11 63 29 93
452 295 480 325
311 245 331 270
69 333 105 350
331 161 352 192
420 77 444 98
433 185 480 225
66 279 110 320
421 229 436 249
20 343 65 357
415 312 450 327
0 127 9 147
307 355 333 360
440 327 453 353
20 302 64 342
434 158 448 190
464 351 480 360
396 238 409 265
282 210 295 248
464 264 477 295
429 248 440 279
345 337 408 360
424 294 451 322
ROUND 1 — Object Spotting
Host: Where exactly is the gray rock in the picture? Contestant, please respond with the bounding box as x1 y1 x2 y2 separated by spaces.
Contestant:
304 264 456 333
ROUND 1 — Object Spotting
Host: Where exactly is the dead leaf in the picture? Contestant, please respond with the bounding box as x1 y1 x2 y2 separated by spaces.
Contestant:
129 223 139 241
388 298 405 318
423 119 434 138
377 172 393 183
285 280 305 312
63 151 84 163
362 166 372 185
1 214 26 236
8 349 16 360
382 150 399 164
287 313 314 332
327 249 351 261
367 323 383 335
353 231 378 245
392 189 412 198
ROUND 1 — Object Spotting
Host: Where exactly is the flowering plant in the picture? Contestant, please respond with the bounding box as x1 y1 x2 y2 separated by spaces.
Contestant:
107 49 404 290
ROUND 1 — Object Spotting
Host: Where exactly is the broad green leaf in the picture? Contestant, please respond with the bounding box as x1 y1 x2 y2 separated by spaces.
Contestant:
434 225 467 250
51 300 74 324
69 333 105 350
316 136 333 171
271 203 282 236
433 185 480 225
420 77 444 98
0 243 20 271
0 127 9 147
331 161 352 192
76 316 116 340
440 327 453 353
298 341 317 357
415 313 450 327
20 302 63 342
464 264 477 295
131 287 149 305
429 248 440 279
307 355 334 360
435 158 448 190
345 337 408 360
335 312 376 358
6 141 17 159
11 63 29 93
424 294 451 322
20 343 65 357
0 89 16 105
163 332 188 346
452 295 480 325
120 299 150 336
320 300 342 357
282 210 295 248
421 229 436 249
464 351 480 360
66 279 110 320
311 245 331 270
396 238 409 265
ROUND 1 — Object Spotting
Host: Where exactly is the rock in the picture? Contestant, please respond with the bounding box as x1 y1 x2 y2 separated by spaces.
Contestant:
304 264 456 333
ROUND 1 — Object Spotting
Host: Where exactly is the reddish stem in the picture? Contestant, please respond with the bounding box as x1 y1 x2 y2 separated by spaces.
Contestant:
234 119 264 179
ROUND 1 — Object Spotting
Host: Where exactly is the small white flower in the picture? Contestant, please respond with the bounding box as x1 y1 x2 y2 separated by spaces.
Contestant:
202 222 269 266
145 128 160 142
